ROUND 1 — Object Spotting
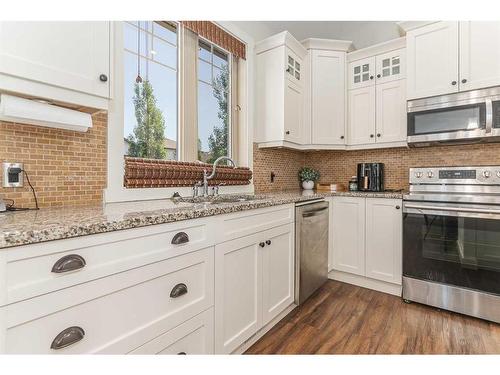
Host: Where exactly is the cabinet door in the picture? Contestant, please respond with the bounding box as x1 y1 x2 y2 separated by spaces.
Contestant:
348 56 375 89
262 224 295 326
284 79 304 144
0 22 110 98
331 197 366 276
215 234 262 354
375 48 405 84
460 21 500 91
375 79 407 144
311 50 346 145
348 86 376 145
365 199 402 284
406 21 459 99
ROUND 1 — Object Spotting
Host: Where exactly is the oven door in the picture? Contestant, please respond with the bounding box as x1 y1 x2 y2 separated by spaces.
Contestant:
403 201 500 295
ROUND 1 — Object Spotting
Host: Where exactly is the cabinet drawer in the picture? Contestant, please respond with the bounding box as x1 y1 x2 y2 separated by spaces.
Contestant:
216 204 294 243
129 308 214 355
3 247 214 354
2 218 214 306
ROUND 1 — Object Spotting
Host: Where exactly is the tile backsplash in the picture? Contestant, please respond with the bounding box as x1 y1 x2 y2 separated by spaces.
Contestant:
0 112 107 208
254 142 500 193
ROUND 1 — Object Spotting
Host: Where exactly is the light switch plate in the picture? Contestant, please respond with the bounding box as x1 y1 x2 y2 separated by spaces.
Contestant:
2 162 23 188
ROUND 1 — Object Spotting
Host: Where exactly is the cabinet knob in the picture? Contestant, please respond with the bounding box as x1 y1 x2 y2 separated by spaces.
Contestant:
340 135 345 139
99 74 108 82
286 67 291 73
285 130 290 135
377 133 381 137
462 79 467 84
451 80 457 85
376 74 381 78
51 326 85 350
370 134 374 138
265 240 272 245
259 242 265 248
51 254 86 273
396 205 401 210
369 75 374 80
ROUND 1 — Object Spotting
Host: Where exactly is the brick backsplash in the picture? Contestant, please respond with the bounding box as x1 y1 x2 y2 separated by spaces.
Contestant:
0 112 107 208
254 142 500 193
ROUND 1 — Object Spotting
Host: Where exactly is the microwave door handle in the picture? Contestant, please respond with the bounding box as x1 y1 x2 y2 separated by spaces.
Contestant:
485 98 493 134
404 203 500 215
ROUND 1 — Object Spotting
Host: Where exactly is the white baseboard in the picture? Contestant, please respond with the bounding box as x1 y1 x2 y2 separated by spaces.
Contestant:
232 303 297 354
329 270 402 297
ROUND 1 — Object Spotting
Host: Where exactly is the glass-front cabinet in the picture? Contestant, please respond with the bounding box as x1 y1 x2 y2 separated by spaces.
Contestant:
375 49 405 83
285 48 302 84
349 56 375 89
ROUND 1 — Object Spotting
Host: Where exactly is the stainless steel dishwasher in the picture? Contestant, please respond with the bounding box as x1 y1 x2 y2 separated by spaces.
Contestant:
295 199 329 305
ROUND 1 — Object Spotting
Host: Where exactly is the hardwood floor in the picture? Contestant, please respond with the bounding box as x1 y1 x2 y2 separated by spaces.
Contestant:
245 280 500 354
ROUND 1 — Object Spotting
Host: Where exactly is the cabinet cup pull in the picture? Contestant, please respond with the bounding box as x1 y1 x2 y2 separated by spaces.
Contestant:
50 326 85 350
171 232 189 245
99 74 108 82
51 254 86 273
266 240 272 245
178 351 187 355
170 283 188 298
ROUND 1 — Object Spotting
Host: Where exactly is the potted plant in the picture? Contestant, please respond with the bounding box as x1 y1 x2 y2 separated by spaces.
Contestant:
298 167 320 190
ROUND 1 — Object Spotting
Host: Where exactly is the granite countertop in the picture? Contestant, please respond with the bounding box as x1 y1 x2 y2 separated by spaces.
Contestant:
0 190 403 249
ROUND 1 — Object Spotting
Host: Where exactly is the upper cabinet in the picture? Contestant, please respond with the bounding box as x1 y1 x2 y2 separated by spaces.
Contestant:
0 21 111 109
303 39 352 147
406 21 500 99
349 56 375 89
255 32 307 147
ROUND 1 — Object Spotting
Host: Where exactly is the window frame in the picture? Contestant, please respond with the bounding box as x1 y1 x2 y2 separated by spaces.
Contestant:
105 21 254 203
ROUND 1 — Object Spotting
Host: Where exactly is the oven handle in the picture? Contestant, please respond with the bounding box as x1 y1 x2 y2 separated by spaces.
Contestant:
486 98 493 134
404 203 500 215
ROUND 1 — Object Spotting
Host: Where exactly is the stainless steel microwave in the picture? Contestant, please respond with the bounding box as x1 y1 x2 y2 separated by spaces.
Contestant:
407 86 500 145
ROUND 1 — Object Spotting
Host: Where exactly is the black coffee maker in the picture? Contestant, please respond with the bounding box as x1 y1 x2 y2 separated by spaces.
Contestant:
357 163 384 192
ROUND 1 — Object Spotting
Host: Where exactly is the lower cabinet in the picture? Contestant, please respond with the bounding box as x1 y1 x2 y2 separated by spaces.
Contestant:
214 223 295 354
330 197 402 286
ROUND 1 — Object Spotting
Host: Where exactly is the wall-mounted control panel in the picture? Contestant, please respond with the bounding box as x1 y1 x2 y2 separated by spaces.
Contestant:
2 162 24 188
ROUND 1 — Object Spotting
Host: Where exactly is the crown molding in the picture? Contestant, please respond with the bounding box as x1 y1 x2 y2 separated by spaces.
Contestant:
301 38 353 52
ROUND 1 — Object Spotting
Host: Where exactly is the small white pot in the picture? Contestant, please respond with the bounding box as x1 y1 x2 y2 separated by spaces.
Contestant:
302 180 315 190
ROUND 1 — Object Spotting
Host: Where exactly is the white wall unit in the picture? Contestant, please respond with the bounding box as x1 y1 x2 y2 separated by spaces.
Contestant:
214 222 294 354
406 21 459 99
309 49 346 145
329 197 403 293
0 21 111 109
365 199 402 284
284 79 304 143
348 86 376 146
459 21 500 91
331 197 366 276
347 42 407 148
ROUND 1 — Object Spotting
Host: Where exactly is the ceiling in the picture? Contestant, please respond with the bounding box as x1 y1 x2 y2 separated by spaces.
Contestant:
231 21 404 50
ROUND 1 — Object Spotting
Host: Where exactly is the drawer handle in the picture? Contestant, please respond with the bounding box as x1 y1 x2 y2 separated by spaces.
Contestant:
51 254 86 273
178 351 187 355
50 326 85 350
170 283 188 298
171 232 189 245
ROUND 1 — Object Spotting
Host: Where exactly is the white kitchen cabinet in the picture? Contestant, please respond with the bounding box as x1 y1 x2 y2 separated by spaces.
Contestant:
347 42 407 148
348 86 376 146
365 199 402 285
214 222 295 354
459 21 500 91
331 197 366 276
349 56 376 89
256 32 307 148
375 79 407 144
406 21 459 99
310 49 346 145
262 223 295 325
0 21 111 109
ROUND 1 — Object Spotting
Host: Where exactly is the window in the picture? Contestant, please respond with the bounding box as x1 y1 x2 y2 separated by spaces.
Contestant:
123 21 178 160
197 39 231 163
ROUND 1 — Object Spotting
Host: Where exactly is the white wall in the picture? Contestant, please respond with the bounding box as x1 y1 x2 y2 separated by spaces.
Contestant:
230 21 402 49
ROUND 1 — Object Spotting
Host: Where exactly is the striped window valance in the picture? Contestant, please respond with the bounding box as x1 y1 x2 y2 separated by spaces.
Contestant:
180 21 246 60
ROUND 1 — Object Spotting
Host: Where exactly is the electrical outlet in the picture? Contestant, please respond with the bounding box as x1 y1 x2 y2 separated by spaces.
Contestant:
2 162 23 188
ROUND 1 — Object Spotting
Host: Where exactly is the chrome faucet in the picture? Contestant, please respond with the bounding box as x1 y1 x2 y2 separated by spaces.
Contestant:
194 156 236 197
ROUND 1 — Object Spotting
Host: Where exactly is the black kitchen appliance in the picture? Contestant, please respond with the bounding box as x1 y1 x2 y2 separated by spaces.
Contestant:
357 163 384 192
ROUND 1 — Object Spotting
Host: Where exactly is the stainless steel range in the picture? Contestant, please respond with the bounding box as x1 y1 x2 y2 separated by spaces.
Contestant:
403 166 500 323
